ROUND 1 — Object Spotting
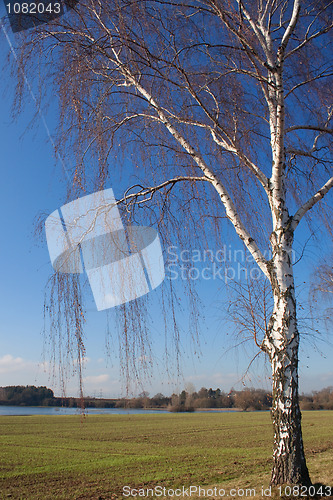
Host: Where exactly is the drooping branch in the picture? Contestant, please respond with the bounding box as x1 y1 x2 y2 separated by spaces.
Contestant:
291 176 333 231
130 79 270 275
285 148 327 160
285 71 333 99
14 0 332 283
117 175 210 211
110 70 270 277
78 6 270 276
285 125 333 135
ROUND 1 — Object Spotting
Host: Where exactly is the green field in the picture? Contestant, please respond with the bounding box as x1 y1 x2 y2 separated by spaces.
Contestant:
0 411 332 499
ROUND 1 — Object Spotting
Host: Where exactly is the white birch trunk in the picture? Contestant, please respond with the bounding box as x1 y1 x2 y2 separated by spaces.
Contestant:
263 228 311 486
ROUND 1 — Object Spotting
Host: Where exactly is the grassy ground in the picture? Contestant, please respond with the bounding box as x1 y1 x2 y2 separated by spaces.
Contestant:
0 411 332 499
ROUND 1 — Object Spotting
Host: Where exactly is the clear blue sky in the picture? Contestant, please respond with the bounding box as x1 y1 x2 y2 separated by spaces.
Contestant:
0 17 332 398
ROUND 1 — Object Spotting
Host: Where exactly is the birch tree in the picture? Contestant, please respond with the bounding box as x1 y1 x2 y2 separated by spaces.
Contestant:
6 0 333 487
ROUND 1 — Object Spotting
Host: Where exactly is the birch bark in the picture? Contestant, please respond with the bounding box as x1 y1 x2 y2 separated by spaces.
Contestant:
263 228 311 485
258 4 312 482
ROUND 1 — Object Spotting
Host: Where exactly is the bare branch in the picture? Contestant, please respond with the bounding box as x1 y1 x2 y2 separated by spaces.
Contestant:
285 125 333 135
117 175 210 210
285 71 333 99
291 176 333 231
279 0 300 58
211 1 273 70
126 74 270 275
237 0 275 66
285 0 333 60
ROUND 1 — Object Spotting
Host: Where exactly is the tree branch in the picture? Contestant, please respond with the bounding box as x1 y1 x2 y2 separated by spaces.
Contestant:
285 71 333 99
117 176 210 210
291 176 333 231
279 0 300 56
285 0 333 61
285 125 333 135
89 14 270 277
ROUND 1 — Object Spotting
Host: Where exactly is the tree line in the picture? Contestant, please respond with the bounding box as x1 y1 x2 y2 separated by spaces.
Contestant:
0 386 54 406
115 386 333 412
1 385 332 411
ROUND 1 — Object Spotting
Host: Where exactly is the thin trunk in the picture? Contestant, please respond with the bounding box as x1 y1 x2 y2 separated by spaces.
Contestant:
263 230 311 486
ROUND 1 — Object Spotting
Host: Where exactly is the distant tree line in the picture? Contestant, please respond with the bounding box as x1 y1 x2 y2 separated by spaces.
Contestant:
0 385 332 411
299 387 333 411
167 387 273 412
112 387 273 411
0 386 118 408
0 386 54 406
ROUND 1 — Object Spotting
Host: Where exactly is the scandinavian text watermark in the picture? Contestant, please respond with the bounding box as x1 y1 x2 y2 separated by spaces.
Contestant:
165 245 296 283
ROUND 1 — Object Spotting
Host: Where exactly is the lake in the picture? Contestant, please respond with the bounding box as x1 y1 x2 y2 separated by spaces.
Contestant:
0 406 169 416
0 406 237 416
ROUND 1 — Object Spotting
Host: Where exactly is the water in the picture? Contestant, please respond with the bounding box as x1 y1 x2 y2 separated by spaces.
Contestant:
0 406 169 416
0 406 236 416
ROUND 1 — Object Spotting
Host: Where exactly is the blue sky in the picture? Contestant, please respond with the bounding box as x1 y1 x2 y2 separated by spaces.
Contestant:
0 15 332 398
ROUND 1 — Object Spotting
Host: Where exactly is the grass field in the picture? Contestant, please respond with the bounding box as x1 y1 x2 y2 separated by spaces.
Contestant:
0 411 332 499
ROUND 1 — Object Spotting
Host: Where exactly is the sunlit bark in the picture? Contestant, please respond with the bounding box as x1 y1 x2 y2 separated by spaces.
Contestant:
262 228 310 484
